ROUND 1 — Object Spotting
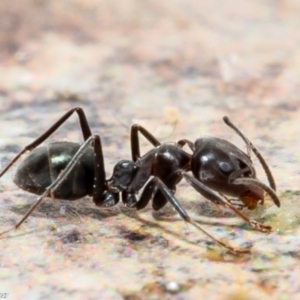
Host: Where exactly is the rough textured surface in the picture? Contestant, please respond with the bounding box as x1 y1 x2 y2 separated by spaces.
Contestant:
0 1 300 299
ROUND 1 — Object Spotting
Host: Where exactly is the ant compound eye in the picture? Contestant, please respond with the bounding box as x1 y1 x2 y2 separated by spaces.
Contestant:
114 171 122 179
219 161 233 174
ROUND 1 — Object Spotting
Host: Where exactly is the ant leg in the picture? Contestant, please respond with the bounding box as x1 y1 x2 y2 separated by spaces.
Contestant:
182 173 272 233
151 172 181 211
120 169 153 209
135 178 156 210
150 177 250 255
130 124 161 161
223 116 276 191
123 173 167 210
226 198 247 210
177 139 195 152
0 107 92 179
0 135 104 236
92 135 119 207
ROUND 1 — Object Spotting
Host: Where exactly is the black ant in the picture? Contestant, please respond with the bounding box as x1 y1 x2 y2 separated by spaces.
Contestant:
0 107 279 255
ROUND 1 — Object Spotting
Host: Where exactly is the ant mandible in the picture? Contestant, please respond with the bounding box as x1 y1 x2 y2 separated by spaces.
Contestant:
0 108 279 255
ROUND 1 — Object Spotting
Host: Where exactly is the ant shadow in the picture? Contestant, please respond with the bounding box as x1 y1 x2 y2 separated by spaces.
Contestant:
7 193 268 232
4 194 256 257
9 195 120 222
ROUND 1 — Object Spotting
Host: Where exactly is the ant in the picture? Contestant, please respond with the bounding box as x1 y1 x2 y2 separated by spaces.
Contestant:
0 107 279 255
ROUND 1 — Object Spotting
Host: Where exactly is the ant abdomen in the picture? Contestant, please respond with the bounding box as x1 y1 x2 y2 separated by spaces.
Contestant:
14 141 95 200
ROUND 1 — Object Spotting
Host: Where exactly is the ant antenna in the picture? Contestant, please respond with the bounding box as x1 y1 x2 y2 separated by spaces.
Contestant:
223 116 276 191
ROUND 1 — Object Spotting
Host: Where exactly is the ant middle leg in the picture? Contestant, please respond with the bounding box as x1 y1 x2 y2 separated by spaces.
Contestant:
130 124 161 161
0 107 92 179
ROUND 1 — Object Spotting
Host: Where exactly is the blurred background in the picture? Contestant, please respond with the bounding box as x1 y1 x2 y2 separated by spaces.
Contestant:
1 0 300 108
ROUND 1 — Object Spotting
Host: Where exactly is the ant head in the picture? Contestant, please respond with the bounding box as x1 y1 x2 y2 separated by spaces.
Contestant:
192 137 280 209
192 137 258 198
108 160 138 192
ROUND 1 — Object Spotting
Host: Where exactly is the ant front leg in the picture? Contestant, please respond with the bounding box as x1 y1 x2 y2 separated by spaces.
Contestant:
149 176 250 255
0 107 92 179
182 173 272 233
130 124 161 161
226 198 247 210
